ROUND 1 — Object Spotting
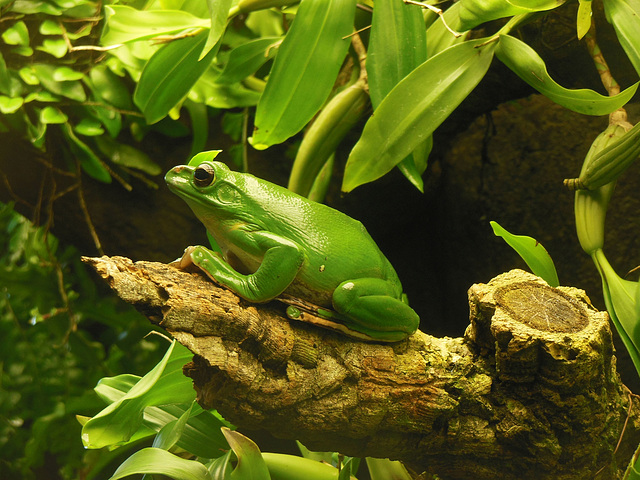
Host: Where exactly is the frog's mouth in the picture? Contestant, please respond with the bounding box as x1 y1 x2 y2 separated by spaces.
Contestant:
165 166 192 195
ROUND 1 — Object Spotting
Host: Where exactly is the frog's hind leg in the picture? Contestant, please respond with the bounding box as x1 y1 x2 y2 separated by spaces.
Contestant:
332 278 420 341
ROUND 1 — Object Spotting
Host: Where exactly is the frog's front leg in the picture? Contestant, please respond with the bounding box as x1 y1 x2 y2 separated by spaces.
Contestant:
176 231 305 302
332 278 420 342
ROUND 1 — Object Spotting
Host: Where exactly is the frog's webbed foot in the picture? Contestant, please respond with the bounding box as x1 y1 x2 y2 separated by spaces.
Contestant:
278 294 375 341
169 246 201 271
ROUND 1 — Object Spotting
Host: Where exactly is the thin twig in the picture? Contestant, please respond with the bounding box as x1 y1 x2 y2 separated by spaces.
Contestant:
403 0 461 37
76 161 104 255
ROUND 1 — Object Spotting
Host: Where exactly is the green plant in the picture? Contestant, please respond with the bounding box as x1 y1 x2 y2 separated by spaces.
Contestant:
91 0 638 198
81 340 412 480
0 202 163 479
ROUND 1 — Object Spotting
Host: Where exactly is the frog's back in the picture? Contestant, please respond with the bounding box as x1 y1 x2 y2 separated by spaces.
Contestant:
241 174 402 294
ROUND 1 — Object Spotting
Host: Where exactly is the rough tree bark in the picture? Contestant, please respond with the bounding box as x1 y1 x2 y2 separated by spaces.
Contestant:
83 256 640 480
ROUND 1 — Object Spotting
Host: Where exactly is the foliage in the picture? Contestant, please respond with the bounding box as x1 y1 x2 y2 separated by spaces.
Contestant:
0 0 166 190
81 340 410 480
91 0 638 196
0 202 164 480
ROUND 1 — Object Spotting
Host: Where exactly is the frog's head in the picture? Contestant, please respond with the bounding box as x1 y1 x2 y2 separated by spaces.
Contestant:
165 160 244 224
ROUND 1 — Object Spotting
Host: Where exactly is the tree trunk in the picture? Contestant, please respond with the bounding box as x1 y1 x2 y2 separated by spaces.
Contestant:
83 256 640 480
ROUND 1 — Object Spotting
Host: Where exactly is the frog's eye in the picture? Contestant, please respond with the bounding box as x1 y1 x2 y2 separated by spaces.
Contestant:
194 163 215 187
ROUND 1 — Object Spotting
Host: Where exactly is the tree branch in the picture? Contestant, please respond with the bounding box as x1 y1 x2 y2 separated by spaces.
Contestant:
83 256 640 480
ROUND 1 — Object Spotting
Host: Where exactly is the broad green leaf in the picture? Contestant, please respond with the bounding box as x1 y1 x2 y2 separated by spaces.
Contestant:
89 65 133 109
496 34 638 115
343 39 495 192
624 443 640 479
458 0 564 31
110 447 210 480
39 106 68 124
153 402 195 450
134 29 219 124
2 20 29 45
101 5 210 45
216 37 281 85
40 19 64 35
577 0 592 40
593 249 640 377
263 452 352 479
490 221 559 287
62 123 112 183
222 428 271 480
367 0 429 191
75 117 105 136
366 458 412 480
367 0 426 108
19 66 39 85
185 99 209 156
53 66 84 81
603 0 640 76
190 67 262 108
95 373 231 458
82 341 195 448
37 38 68 58
32 64 87 102
202 0 234 59
94 136 162 175
251 0 357 149
0 95 24 113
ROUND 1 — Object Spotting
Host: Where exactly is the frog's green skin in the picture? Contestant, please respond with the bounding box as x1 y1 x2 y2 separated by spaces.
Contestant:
165 160 419 342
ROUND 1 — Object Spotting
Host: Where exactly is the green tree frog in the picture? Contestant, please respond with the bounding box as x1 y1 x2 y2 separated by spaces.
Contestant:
165 151 419 342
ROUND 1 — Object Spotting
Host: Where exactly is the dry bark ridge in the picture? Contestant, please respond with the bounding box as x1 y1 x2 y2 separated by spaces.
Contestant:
83 256 640 480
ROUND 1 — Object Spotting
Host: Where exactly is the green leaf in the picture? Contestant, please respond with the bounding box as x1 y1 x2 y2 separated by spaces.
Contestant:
367 0 429 190
222 428 271 480
343 39 495 192
367 0 426 108
458 0 564 31
134 29 219 124
0 95 24 113
37 38 68 58
89 65 133 109
75 118 105 136
82 341 195 448
490 221 559 287
61 123 112 183
2 20 29 45
190 68 262 108
94 136 162 175
53 66 84 81
101 5 210 45
262 452 348 479
577 0 593 40
40 19 64 35
216 37 280 85
32 64 87 102
109 447 210 480
94 373 231 458
593 249 640 377
366 458 412 480
153 402 195 450
603 0 640 76
496 34 638 115
250 0 357 149
39 106 68 124
202 0 234 60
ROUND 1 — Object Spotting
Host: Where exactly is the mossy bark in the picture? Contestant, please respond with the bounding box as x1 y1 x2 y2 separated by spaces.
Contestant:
84 256 640 479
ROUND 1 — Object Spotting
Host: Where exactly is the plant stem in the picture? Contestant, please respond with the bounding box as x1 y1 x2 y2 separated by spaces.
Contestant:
583 18 627 125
